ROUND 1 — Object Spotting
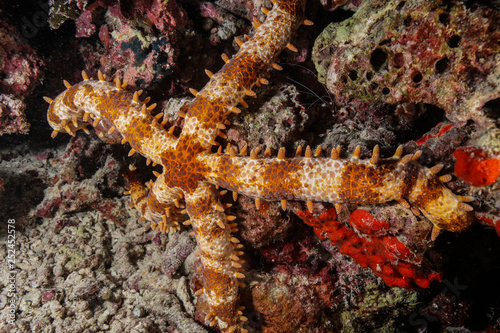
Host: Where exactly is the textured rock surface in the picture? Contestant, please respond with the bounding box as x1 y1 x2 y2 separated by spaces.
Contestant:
0 0 499 332
0 95 29 135
0 19 43 135
313 0 500 126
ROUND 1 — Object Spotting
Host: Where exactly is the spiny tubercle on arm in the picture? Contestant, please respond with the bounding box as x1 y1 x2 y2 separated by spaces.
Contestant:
46 79 177 165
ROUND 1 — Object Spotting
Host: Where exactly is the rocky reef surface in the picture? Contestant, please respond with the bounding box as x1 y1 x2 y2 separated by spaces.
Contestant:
0 0 499 332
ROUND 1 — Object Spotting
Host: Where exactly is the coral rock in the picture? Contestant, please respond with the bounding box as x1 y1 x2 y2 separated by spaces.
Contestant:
0 21 43 96
0 94 29 135
313 0 500 126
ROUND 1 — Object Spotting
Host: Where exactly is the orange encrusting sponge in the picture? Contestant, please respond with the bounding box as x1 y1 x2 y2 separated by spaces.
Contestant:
454 146 500 186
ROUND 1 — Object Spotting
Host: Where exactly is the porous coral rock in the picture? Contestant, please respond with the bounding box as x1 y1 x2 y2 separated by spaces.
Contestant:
313 0 500 126
340 283 419 332
236 195 294 248
49 0 186 88
74 9 95 38
48 0 87 29
200 0 248 45
247 269 337 333
0 19 43 135
97 4 179 88
229 83 310 151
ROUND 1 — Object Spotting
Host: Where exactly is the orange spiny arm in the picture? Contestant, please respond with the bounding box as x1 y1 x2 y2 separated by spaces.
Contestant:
47 78 176 165
202 153 406 203
202 151 475 232
184 181 245 332
179 0 307 151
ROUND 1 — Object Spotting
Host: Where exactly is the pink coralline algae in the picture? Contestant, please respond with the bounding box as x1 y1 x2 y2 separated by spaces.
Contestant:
312 0 500 126
74 10 96 38
247 267 338 333
0 20 43 135
0 21 43 96
96 1 185 88
146 0 189 35
52 0 188 88
236 195 295 248
0 94 29 135
161 232 196 278
297 208 443 289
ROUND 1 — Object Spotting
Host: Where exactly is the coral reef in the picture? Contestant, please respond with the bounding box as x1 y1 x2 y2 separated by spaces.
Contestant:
0 21 43 96
96 0 186 88
0 94 29 135
44 4 477 330
312 0 500 126
0 0 499 332
0 19 43 135
48 0 188 88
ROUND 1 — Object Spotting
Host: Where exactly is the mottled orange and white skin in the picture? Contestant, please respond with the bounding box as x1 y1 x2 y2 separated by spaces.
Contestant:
45 0 475 331
202 147 475 232
46 1 308 331
47 76 176 164
184 182 245 331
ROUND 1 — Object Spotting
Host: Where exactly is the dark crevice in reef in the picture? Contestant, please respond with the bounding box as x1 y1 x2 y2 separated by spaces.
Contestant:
482 98 500 126
393 103 446 143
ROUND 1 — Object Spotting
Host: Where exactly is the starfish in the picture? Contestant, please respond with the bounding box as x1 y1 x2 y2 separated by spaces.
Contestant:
44 0 475 331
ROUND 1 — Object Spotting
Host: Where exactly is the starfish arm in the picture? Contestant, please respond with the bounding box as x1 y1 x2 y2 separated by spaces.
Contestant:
184 181 245 332
202 154 403 202
47 80 176 165
145 174 185 232
202 153 475 232
179 0 306 151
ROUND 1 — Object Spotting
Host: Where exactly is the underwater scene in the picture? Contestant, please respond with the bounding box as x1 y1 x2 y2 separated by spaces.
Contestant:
0 0 499 332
